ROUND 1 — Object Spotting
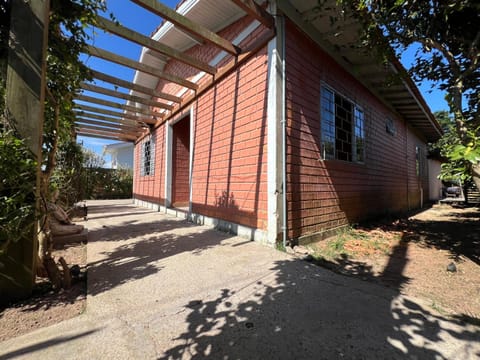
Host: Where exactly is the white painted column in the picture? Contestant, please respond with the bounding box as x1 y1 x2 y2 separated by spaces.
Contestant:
188 106 195 214
266 1 285 245
165 121 173 209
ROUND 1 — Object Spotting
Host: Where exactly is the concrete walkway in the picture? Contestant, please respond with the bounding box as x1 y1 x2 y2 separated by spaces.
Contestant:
1 200 478 359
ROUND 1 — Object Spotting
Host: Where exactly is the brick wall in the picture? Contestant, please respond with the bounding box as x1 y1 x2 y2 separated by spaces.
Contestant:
133 16 269 230
133 127 166 204
285 20 429 239
191 48 269 230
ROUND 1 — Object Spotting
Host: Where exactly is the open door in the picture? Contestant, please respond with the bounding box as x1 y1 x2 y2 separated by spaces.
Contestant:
171 116 190 207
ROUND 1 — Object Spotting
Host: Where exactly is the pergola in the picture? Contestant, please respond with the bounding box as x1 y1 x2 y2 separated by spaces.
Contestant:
74 0 276 142
74 0 441 143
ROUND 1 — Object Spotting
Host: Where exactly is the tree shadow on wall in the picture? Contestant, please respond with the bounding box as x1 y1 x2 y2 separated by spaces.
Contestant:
158 256 479 359
215 190 238 209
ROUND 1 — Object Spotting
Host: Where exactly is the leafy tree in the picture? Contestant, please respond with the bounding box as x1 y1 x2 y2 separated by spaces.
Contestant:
312 0 480 189
430 111 473 187
0 130 37 254
42 0 107 198
83 147 106 169
34 0 109 283
50 141 86 208
1 0 109 291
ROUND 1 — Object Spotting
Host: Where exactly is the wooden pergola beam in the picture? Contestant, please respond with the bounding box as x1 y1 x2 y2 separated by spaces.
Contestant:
76 123 140 137
95 16 216 75
75 117 144 133
74 104 156 125
86 45 198 90
76 128 137 141
77 131 135 142
73 111 144 129
131 0 240 56
90 69 182 103
76 94 158 120
81 82 174 110
230 0 275 28
147 28 275 135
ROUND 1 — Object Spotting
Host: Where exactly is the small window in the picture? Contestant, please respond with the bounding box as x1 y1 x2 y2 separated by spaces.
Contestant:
354 108 365 162
141 137 155 176
321 86 365 163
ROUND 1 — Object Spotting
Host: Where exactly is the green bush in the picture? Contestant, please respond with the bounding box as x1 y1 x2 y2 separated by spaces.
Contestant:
0 130 37 253
51 140 86 208
84 167 133 200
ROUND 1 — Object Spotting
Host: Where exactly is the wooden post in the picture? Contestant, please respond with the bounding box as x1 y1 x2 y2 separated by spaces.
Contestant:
0 0 49 304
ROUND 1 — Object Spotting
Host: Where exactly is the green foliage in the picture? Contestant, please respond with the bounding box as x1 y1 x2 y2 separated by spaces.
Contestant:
0 1 108 254
318 0 480 182
83 147 106 168
431 111 479 183
0 2 37 254
0 130 37 253
330 0 479 116
82 148 132 199
42 0 108 193
50 141 85 208
84 167 133 200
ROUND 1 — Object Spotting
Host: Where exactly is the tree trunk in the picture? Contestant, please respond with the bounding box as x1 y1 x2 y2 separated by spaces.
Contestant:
451 80 469 145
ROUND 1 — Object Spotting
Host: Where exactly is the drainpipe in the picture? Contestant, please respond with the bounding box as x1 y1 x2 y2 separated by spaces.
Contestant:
420 187 423 208
280 14 287 249
405 118 410 210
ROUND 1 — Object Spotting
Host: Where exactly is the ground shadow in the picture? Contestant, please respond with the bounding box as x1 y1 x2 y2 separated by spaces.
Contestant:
0 279 86 317
310 205 480 296
44 201 479 358
157 257 479 359
405 218 480 265
87 218 231 296
87 218 188 243
355 207 480 265
86 210 154 221
0 329 99 360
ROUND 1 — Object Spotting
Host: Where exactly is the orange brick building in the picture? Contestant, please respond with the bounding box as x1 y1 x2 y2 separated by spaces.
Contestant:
132 0 442 246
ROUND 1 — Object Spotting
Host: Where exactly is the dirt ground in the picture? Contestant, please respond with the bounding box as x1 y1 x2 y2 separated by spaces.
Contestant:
0 241 87 342
1 204 479 342
309 204 480 320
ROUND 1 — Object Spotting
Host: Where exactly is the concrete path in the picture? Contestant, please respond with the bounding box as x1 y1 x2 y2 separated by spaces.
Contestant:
1 200 478 359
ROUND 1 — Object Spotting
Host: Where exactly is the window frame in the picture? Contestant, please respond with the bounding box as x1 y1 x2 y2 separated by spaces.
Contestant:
415 144 426 178
320 84 365 164
140 135 155 177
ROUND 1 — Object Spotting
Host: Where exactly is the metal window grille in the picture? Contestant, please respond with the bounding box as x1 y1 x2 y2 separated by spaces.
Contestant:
141 136 155 176
321 86 365 163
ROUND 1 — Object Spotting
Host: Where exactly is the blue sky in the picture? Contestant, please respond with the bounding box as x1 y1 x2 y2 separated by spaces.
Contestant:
77 0 449 166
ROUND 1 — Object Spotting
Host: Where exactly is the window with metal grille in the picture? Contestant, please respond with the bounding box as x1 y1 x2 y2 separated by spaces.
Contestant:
321 86 365 163
141 136 155 176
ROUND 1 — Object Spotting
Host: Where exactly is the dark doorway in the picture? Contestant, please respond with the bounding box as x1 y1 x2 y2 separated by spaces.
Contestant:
172 116 190 207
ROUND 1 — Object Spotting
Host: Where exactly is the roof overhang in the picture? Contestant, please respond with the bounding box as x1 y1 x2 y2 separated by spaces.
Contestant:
132 0 248 102
280 0 443 142
75 0 441 143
